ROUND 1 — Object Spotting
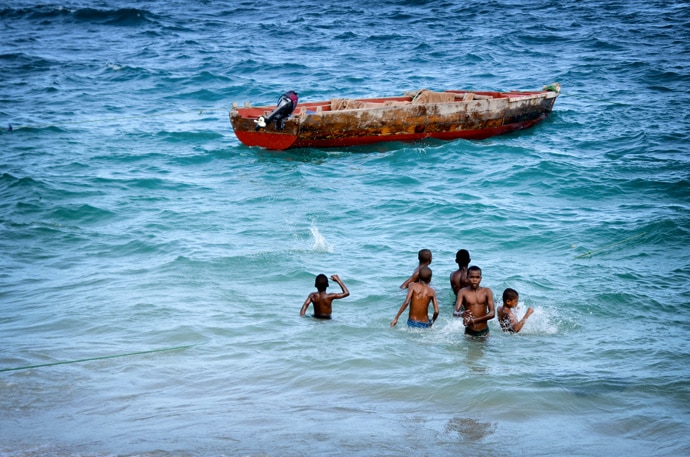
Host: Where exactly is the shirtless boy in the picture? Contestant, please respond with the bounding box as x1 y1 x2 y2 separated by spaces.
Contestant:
498 288 534 333
449 249 471 296
300 274 349 319
400 249 432 289
454 266 495 337
391 266 440 328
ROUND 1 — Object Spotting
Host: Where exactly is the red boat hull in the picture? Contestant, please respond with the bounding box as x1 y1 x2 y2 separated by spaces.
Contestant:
230 85 560 150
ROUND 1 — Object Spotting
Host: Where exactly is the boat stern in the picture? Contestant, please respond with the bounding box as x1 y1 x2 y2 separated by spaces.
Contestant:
230 106 299 150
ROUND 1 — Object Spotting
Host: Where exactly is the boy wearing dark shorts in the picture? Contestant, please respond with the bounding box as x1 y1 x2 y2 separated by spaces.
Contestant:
454 266 495 337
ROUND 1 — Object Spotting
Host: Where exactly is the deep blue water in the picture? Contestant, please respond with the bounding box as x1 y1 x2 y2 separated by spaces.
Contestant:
1 1 690 456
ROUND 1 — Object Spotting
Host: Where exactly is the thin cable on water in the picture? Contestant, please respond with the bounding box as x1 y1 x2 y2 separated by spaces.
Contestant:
574 232 647 259
1 107 232 132
0 344 195 373
558 92 628 106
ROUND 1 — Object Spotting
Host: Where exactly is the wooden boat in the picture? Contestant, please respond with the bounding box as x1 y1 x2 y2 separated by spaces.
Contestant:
229 83 560 150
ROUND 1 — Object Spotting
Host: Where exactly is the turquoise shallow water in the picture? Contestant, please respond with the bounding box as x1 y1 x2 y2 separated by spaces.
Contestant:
1 1 690 455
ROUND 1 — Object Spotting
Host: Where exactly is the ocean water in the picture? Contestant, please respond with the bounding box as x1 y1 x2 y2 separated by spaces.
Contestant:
1 0 689 455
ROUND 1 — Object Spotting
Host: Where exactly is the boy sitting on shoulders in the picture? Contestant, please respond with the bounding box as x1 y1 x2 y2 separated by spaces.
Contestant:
400 249 432 289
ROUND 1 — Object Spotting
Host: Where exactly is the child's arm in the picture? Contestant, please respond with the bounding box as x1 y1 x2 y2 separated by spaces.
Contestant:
454 289 465 313
391 289 413 326
399 275 415 289
399 267 420 289
510 307 534 333
299 294 314 316
330 275 350 299
430 292 440 325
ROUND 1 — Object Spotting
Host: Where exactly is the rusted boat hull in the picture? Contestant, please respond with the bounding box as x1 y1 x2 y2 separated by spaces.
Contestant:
230 85 560 150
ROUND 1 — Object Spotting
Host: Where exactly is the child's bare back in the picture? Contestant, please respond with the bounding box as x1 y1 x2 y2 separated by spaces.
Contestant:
391 266 440 328
449 249 471 295
300 274 349 319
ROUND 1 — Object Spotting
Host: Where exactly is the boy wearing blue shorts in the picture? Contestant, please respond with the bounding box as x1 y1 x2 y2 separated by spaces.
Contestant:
391 266 439 328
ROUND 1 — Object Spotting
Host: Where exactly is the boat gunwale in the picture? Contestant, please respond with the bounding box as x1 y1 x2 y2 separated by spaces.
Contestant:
231 88 559 118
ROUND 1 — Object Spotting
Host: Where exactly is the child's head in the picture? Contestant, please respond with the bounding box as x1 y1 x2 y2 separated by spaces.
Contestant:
502 288 519 307
455 249 471 266
418 249 432 264
418 266 432 284
315 274 329 292
467 266 482 286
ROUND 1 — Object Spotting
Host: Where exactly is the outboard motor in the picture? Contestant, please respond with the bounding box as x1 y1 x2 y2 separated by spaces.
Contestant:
255 90 299 131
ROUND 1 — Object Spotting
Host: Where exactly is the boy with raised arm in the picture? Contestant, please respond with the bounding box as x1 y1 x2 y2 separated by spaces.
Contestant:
391 266 440 328
454 266 495 337
498 288 534 333
300 274 349 319
400 248 432 289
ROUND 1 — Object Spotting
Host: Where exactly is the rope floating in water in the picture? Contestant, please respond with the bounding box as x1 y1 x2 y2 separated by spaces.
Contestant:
0 107 231 131
574 232 647 259
0 344 195 373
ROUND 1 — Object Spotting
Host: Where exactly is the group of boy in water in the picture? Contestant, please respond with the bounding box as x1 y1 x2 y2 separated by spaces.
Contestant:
299 248 534 335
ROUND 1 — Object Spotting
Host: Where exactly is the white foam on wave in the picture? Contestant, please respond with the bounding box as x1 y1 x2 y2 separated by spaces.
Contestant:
435 318 466 343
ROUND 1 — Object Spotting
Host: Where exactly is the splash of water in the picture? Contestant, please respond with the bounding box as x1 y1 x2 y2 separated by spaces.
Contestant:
514 304 560 335
310 224 333 253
